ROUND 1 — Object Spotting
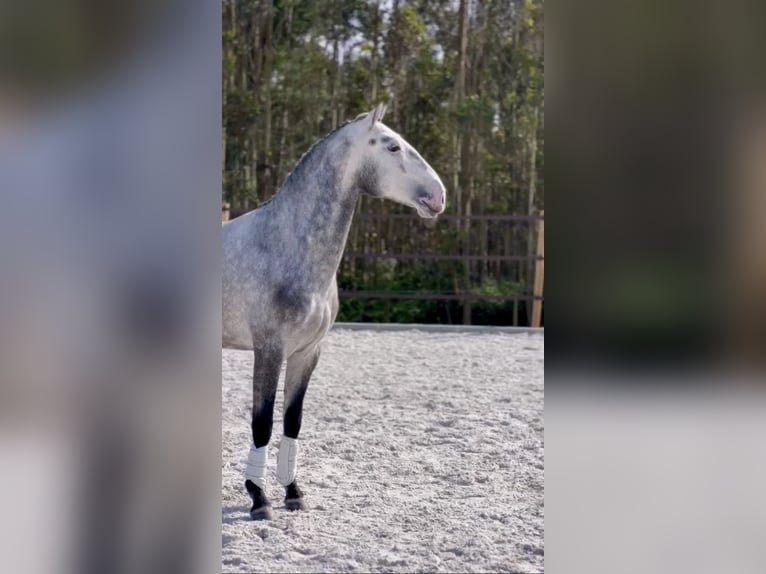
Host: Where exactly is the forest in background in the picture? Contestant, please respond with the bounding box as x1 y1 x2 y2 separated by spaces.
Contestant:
223 0 544 325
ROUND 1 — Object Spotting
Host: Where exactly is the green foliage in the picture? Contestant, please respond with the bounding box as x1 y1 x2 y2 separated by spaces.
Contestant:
469 280 527 326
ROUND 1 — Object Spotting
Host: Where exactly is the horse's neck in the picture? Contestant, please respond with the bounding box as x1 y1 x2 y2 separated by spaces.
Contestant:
269 133 359 289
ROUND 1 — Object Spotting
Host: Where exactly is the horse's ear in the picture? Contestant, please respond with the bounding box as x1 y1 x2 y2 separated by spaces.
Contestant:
369 102 387 128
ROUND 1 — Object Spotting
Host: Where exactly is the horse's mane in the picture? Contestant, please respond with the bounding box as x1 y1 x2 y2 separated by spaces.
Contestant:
254 113 369 211
287 113 367 180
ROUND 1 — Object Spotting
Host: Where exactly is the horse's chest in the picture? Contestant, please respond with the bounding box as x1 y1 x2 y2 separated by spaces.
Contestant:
278 287 335 354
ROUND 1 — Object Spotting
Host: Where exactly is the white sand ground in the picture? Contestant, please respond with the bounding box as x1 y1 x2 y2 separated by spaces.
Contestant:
222 329 544 573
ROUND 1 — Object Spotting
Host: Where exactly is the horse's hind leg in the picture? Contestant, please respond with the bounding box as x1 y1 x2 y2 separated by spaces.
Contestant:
245 341 284 520
278 345 320 511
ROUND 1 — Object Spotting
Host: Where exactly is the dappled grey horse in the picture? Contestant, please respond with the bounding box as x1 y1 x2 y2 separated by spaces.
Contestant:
222 104 446 519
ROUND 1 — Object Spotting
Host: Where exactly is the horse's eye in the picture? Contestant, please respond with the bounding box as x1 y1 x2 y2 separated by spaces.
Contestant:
387 144 401 153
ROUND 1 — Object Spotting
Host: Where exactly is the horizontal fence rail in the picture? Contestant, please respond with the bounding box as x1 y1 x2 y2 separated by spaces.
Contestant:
343 252 543 263
354 213 543 222
339 291 544 303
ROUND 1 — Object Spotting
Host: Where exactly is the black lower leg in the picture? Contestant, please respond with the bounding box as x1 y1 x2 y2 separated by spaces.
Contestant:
283 393 307 439
282 389 309 511
246 343 282 520
281 348 318 511
281 390 308 511
246 397 276 519
283 348 318 439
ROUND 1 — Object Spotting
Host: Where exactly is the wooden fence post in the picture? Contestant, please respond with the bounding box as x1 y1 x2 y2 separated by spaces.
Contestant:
531 210 544 328
222 202 230 223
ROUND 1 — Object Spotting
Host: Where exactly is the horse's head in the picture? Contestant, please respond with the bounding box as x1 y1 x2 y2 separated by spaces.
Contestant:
349 103 446 219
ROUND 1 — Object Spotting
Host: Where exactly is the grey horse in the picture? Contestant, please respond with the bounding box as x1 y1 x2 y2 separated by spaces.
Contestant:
222 104 446 519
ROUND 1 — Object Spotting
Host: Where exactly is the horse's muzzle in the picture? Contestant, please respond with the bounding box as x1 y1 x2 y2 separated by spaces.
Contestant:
416 186 445 214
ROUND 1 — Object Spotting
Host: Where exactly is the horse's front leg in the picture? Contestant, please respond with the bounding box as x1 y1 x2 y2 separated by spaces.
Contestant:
245 341 284 520
278 344 320 511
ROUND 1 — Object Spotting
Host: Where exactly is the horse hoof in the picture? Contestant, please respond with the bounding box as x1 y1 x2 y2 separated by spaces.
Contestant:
250 504 274 521
245 480 272 520
284 481 307 511
285 497 307 511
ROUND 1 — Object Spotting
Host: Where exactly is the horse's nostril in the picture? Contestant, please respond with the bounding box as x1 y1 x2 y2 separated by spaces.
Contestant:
416 186 433 201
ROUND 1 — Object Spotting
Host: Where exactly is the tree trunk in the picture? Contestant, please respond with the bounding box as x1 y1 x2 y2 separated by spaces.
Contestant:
260 1 274 200
331 35 340 129
275 0 294 188
370 1 381 103
455 0 470 323
526 108 539 292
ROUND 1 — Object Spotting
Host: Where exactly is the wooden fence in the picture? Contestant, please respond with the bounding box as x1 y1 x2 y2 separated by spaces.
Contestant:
339 212 545 327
